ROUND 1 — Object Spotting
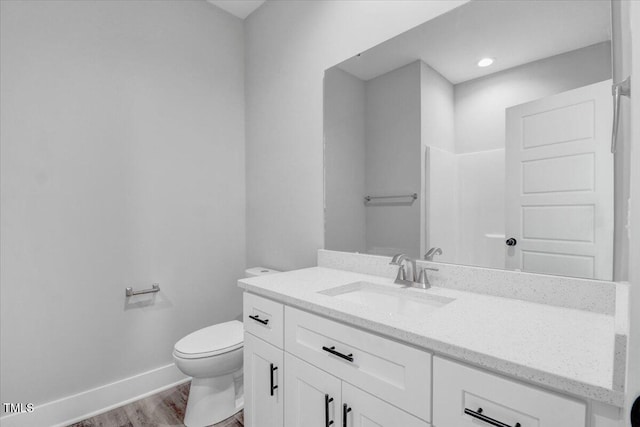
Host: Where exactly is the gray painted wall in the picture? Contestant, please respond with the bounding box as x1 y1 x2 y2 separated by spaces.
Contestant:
324 68 367 254
0 0 246 405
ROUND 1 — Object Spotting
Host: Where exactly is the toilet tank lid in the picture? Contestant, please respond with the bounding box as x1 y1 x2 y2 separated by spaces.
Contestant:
245 267 280 277
174 320 243 356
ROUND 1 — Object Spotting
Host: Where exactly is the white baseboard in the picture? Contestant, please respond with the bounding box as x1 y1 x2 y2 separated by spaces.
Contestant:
0 363 189 427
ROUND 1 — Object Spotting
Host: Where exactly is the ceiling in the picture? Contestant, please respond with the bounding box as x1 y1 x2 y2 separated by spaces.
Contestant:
337 0 611 84
206 0 266 20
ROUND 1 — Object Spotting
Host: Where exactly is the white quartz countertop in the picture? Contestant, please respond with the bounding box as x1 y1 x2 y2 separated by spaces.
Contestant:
238 267 623 407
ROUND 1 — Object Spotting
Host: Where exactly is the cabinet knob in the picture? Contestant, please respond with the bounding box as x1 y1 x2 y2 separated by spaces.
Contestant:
632 395 640 427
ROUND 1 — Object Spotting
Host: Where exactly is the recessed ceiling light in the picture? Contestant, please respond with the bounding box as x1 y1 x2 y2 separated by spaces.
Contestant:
477 57 495 67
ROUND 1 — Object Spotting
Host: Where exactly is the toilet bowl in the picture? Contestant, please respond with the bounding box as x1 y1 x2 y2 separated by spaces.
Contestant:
173 320 244 427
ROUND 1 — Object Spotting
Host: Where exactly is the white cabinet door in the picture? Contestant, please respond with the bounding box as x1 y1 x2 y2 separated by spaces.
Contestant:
505 79 613 280
244 332 284 427
284 353 342 427
341 382 429 427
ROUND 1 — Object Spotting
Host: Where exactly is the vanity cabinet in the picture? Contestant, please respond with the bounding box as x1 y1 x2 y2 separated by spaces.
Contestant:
284 353 428 427
243 292 596 427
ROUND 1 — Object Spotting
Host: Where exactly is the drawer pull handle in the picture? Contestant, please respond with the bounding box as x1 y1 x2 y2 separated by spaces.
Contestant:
325 394 334 427
269 363 278 396
342 403 352 427
249 314 269 325
464 408 521 427
322 346 354 362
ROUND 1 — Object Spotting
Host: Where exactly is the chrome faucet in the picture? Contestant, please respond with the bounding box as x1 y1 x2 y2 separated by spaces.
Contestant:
390 254 416 285
424 247 442 261
390 254 436 289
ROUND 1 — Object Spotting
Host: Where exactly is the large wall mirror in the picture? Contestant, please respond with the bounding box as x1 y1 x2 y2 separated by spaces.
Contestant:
324 0 619 280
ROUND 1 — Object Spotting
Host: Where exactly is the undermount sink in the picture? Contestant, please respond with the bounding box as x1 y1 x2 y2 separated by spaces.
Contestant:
319 281 454 317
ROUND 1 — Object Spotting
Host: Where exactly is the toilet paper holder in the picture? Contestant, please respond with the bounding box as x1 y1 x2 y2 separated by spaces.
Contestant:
125 283 160 297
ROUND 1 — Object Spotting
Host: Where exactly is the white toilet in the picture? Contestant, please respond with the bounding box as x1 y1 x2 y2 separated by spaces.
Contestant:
173 267 279 427
173 321 244 426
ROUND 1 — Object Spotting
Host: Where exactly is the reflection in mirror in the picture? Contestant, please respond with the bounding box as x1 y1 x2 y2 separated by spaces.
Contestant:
324 0 615 280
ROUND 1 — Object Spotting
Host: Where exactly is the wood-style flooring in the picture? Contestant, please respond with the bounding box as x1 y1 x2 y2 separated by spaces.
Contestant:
68 382 243 427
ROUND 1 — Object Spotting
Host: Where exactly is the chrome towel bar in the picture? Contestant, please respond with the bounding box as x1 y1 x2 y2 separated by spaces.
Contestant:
364 193 417 203
125 283 160 297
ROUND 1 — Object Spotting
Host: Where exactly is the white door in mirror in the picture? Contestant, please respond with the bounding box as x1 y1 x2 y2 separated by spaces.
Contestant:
505 79 614 280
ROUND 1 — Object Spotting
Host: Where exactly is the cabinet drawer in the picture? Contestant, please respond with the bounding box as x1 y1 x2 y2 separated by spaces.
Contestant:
433 357 586 427
284 307 432 421
244 293 284 349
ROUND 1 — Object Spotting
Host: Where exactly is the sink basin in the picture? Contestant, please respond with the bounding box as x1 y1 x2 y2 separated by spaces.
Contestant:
319 281 454 317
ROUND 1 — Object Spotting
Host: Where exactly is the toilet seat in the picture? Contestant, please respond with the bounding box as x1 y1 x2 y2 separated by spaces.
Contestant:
174 320 243 359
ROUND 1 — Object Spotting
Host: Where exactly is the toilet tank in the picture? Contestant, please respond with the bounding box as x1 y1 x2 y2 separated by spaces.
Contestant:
245 267 280 278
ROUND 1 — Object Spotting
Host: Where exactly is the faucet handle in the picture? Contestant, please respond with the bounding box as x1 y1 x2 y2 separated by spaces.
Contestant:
417 268 425 281
417 266 439 289
417 268 429 288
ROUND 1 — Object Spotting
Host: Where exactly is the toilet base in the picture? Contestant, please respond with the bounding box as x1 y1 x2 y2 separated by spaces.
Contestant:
184 372 243 427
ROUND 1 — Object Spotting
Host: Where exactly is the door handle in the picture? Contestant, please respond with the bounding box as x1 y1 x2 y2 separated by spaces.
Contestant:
464 408 520 427
322 345 354 362
611 77 631 154
248 314 269 325
325 394 334 427
269 363 278 396
342 403 352 427
505 238 517 247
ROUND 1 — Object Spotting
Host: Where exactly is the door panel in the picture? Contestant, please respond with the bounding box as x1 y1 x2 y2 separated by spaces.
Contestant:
522 99 595 148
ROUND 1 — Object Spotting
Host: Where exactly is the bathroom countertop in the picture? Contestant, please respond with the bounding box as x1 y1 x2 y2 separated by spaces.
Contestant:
238 267 624 407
